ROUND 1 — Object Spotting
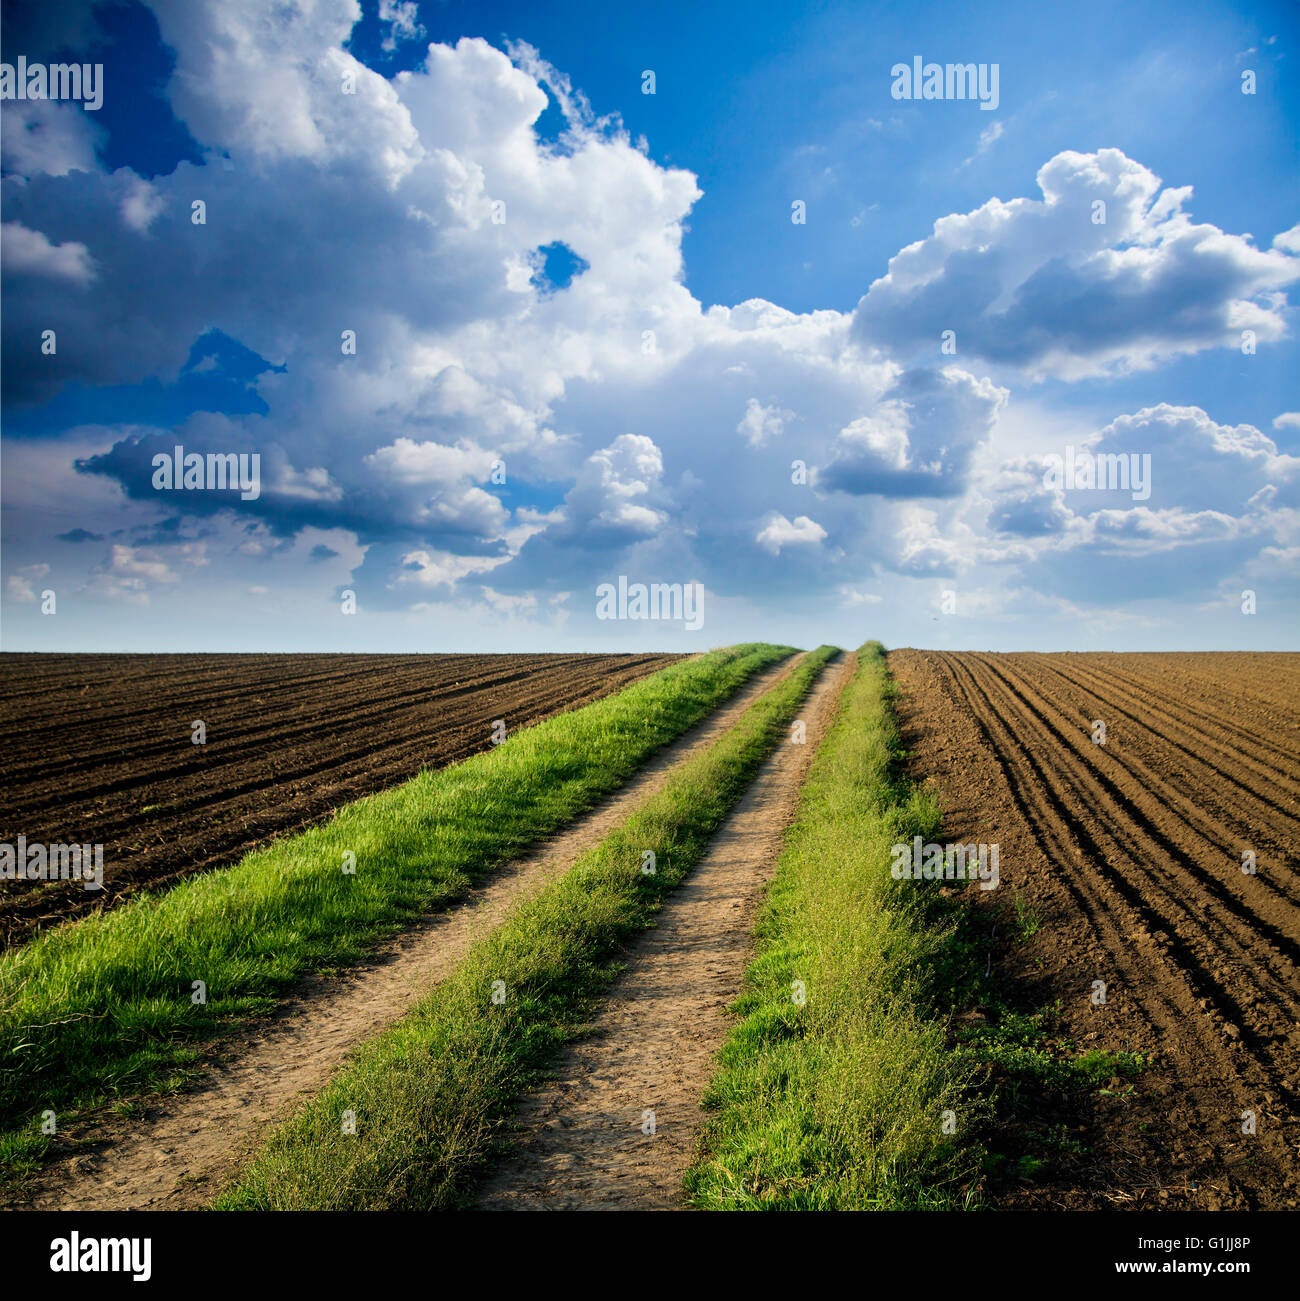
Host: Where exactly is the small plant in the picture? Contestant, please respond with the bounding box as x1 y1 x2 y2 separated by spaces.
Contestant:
1012 893 1041 942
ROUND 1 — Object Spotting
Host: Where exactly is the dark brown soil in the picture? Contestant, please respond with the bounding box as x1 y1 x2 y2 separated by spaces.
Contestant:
0 652 679 946
890 650 1300 1211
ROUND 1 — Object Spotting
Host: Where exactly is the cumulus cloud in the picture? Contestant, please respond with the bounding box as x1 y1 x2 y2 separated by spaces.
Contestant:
2 222 96 283
986 460 1073 537
1274 224 1300 255
2 5 1296 642
756 513 827 554
378 0 424 53
394 546 508 593
0 99 104 177
966 405 1297 605
149 0 421 175
365 438 497 486
5 564 50 603
541 434 669 548
853 148 1300 378
820 367 1006 497
120 177 166 233
82 542 204 604
1044 404 1299 514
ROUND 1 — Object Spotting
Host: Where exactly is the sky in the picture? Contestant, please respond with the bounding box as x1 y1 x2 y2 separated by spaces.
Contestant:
1 0 1297 653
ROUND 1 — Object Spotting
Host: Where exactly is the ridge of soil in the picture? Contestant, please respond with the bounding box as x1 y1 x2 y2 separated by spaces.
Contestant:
889 650 1300 1211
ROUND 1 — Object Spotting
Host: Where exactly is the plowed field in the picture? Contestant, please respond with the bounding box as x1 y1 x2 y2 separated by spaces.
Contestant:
890 650 1300 1209
0 652 679 946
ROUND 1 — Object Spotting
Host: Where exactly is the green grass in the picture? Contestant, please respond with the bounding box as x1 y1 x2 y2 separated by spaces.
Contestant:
213 646 838 1209
1012 893 1041 942
0 643 792 1168
957 1006 1145 1098
684 641 983 1210
954 999 1146 1188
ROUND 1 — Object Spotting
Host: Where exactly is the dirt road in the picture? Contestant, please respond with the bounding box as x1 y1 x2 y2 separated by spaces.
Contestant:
476 652 854 1210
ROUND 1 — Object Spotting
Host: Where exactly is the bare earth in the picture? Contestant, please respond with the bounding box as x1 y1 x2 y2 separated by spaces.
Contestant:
0 651 678 946
889 650 1300 1210
10 655 801 1212
476 651 854 1210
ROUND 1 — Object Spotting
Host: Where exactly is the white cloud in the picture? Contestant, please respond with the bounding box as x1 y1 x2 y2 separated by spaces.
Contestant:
379 0 424 52
396 547 509 591
150 0 422 180
121 177 166 233
83 544 186 604
0 98 104 177
756 513 827 554
3 222 95 283
839 586 883 606
854 148 1300 377
265 460 345 503
551 434 669 545
5 563 50 603
821 368 1007 497
962 120 1004 166
365 438 497 485
1274 223 1300 255
736 397 795 448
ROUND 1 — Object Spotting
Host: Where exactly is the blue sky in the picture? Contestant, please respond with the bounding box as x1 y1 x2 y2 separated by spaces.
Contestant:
2 0 1297 651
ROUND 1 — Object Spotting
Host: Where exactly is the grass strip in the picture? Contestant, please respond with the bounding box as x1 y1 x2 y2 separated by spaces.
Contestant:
215 645 838 1209
0 643 791 1168
684 641 983 1210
